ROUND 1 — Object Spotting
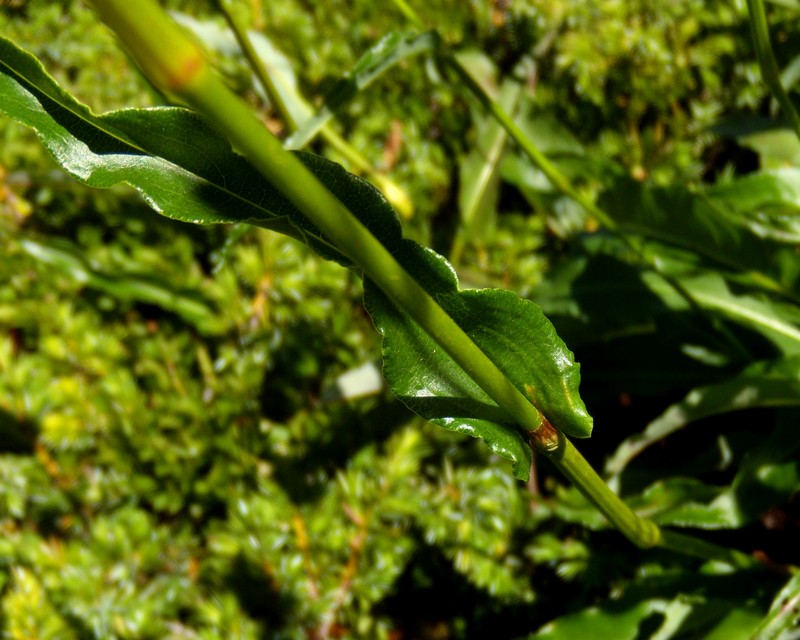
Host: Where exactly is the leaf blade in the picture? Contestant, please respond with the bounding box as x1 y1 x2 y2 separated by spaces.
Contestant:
0 35 405 267
606 357 800 476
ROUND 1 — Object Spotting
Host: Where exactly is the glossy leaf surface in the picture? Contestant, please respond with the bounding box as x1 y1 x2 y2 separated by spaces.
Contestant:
0 36 415 269
364 241 592 481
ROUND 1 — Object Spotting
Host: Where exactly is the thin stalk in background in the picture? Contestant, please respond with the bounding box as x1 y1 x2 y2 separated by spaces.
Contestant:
387 1 789 298
90 0 768 570
746 0 800 141
443 55 615 230
446 50 751 355
215 0 413 218
215 0 296 129
382 0 613 224
389 2 769 372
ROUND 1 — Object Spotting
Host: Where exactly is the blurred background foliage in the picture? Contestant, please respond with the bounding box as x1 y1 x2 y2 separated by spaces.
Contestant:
1 0 799 638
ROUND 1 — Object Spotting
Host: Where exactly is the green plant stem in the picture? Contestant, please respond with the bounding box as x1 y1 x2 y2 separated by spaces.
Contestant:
658 529 761 569
216 0 297 129
441 40 758 358
387 0 614 227
428 13 764 564
532 421 659 548
390 0 756 317
535 428 766 569
90 0 544 435
216 0 412 218
385 0 774 570
747 0 800 140
391 0 424 27
444 56 617 231
91 0 769 571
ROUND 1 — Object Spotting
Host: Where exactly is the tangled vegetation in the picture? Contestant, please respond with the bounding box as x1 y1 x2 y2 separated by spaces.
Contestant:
1 0 799 638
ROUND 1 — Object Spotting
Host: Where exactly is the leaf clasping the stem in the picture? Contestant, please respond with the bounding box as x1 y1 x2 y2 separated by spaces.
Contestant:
529 416 560 453
80 0 776 568
90 0 548 475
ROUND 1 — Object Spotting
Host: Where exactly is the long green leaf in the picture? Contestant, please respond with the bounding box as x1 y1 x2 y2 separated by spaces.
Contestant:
628 478 736 529
550 477 739 532
18 235 220 333
599 176 799 297
678 273 800 353
708 168 800 243
0 35 393 268
577 231 800 353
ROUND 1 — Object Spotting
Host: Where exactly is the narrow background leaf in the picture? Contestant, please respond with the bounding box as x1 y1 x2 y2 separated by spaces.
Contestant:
285 31 438 149
606 357 800 476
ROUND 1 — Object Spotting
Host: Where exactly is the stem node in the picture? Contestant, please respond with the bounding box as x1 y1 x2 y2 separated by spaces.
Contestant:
530 417 560 453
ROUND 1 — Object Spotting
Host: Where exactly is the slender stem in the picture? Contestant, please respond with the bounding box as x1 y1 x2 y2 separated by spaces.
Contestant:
746 0 800 140
388 0 775 570
216 0 298 129
658 529 762 569
90 0 544 435
443 46 763 356
444 56 616 231
391 0 424 28
217 0 413 218
533 423 767 569
532 420 659 549
386 0 614 232
390 0 781 314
